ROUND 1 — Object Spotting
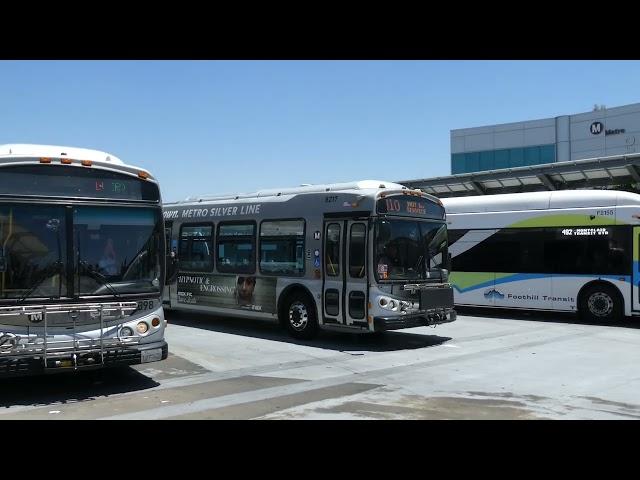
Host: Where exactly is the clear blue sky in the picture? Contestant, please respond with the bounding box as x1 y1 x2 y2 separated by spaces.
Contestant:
1 60 639 202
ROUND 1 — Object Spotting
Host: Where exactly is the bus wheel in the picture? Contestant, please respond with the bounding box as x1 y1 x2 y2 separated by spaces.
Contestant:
282 292 318 340
579 284 622 323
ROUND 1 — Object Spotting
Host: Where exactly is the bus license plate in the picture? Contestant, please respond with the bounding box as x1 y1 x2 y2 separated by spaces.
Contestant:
420 288 454 310
141 348 162 363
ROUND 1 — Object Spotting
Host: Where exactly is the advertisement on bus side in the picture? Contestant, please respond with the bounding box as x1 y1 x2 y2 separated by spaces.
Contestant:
177 274 277 313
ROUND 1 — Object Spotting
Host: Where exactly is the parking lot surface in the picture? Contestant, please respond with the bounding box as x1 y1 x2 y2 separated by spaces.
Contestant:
2 308 640 419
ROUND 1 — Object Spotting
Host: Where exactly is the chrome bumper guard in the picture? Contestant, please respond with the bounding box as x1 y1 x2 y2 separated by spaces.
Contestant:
374 309 457 331
0 302 157 374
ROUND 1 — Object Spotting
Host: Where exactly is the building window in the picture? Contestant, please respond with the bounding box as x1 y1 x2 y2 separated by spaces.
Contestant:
525 146 541 166
465 152 480 173
479 150 494 171
451 153 465 174
451 144 556 174
539 144 556 164
494 149 509 169
510 148 525 168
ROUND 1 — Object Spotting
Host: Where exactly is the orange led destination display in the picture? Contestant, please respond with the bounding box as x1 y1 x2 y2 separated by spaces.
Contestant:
376 195 445 219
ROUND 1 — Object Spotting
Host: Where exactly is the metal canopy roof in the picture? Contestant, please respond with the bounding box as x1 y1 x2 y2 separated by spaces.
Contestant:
397 153 640 197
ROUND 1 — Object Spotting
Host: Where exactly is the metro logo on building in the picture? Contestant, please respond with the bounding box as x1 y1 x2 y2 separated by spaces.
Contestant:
590 121 626 136
590 121 603 135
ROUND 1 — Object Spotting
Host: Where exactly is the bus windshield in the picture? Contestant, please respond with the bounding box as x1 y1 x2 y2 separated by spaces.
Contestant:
375 218 448 281
75 207 162 296
0 205 68 300
0 205 163 301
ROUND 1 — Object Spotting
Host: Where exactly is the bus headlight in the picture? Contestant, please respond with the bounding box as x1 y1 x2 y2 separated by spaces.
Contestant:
378 296 400 312
441 269 449 282
120 326 134 337
136 322 149 334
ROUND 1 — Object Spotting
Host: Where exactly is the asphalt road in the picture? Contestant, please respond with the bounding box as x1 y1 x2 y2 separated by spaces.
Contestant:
2 308 640 419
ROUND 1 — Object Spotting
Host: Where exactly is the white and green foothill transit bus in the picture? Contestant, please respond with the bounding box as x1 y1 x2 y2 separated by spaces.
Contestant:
0 144 168 377
442 189 640 322
162 180 456 339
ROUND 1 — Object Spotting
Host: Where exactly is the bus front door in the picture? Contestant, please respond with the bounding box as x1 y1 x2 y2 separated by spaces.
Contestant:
162 222 175 304
633 226 640 312
344 220 368 326
322 220 369 327
163 221 177 307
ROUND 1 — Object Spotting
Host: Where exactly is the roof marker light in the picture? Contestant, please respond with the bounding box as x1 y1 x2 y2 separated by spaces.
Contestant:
61 158 73 164
39 157 52 164
81 160 92 166
138 171 149 179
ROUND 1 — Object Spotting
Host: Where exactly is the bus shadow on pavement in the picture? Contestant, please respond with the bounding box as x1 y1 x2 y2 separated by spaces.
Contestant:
0 367 159 409
455 306 640 329
165 310 452 353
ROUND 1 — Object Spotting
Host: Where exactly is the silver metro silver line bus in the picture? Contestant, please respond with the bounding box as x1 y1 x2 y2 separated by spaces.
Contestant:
162 180 456 339
0 144 167 377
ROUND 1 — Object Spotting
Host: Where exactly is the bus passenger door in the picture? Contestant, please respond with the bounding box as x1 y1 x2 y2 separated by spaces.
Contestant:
163 221 176 306
344 220 368 326
323 222 344 324
633 227 640 312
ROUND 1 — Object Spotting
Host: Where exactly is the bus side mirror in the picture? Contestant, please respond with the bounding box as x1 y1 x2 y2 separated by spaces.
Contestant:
446 252 452 270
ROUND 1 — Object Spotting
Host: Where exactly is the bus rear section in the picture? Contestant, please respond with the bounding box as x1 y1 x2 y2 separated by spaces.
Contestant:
0 144 168 377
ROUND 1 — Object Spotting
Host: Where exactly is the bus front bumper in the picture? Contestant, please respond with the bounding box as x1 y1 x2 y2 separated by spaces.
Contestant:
0 340 168 378
373 310 456 332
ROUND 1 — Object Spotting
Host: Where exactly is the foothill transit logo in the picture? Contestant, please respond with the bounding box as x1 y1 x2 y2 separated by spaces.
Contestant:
484 289 505 300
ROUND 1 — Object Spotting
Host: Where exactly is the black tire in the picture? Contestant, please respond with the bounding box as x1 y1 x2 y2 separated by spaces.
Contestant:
281 292 319 340
578 283 623 323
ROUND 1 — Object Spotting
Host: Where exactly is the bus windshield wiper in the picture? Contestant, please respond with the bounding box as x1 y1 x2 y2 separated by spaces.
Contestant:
15 260 64 304
78 260 121 299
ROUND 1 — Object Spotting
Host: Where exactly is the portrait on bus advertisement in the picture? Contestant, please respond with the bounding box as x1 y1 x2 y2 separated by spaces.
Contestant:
177 274 277 313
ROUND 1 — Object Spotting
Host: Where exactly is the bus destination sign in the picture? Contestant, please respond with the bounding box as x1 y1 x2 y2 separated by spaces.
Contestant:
561 228 609 236
0 165 159 201
376 195 444 219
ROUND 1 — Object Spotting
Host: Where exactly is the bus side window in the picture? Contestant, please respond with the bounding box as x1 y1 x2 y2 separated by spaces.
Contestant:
259 220 305 276
217 222 256 274
179 224 214 272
